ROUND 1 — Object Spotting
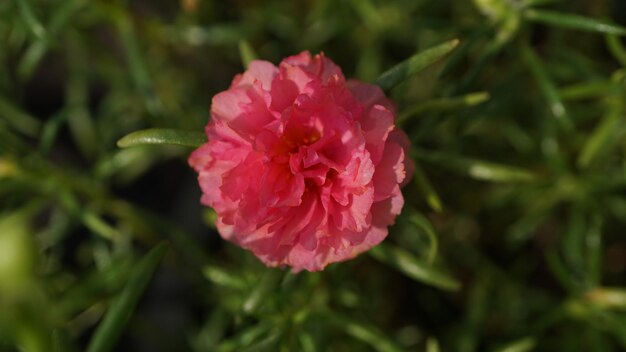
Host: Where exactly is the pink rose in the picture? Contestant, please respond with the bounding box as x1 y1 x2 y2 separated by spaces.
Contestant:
189 51 414 271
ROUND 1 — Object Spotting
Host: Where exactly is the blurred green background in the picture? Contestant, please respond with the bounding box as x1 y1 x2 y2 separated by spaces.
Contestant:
1 0 626 351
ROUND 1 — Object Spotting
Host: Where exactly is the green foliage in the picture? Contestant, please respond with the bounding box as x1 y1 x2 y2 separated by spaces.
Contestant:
1 0 626 351
374 39 460 91
117 128 207 148
87 242 168 352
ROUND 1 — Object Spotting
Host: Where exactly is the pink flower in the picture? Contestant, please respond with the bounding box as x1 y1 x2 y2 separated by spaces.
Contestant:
189 51 414 272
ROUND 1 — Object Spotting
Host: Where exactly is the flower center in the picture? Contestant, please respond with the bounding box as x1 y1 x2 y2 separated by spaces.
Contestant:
284 130 321 151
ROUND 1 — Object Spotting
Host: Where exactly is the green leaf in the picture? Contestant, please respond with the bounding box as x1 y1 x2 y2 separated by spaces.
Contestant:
522 0 563 6
117 128 207 148
216 323 274 352
398 91 490 125
439 27 488 78
561 205 587 285
585 214 603 285
58 191 122 241
472 0 521 47
86 242 168 352
472 0 511 21
15 0 46 40
18 0 85 79
493 337 537 352
606 34 626 67
0 95 41 137
66 37 99 159
374 39 460 91
524 9 626 36
238 40 258 69
409 213 439 263
577 99 623 169
57 259 131 318
39 110 68 154
545 250 581 293
521 44 572 131
586 287 626 311
95 146 181 184
426 337 441 352
203 265 247 289
350 0 385 32
192 309 229 350
326 313 403 352
558 81 616 101
415 150 537 182
114 12 163 118
298 331 318 352
594 310 626 349
242 269 283 314
370 244 460 291
412 160 444 213
52 328 72 352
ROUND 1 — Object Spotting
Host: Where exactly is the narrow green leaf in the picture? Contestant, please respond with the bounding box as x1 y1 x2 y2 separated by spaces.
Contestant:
202 208 218 230
577 99 623 169
326 313 403 352
298 331 317 352
558 81 616 101
374 39 460 91
350 0 385 32
398 91 489 125
66 36 99 159
524 9 626 36
192 309 229 350
594 310 626 349
453 43 500 94
412 160 444 213
203 265 247 289
182 24 246 46
58 191 122 241
0 95 41 137
416 150 536 182
117 128 207 148
57 260 130 318
472 0 510 21
586 287 626 311
585 214 603 285
16 0 46 40
494 337 536 352
242 269 282 314
238 39 258 69
52 328 72 352
606 34 626 67
217 323 273 352
115 13 163 118
458 274 492 352
39 110 68 154
561 205 587 284
545 250 581 293
409 213 439 263
476 2 521 48
522 0 563 6
18 39 48 80
370 244 460 291
426 337 440 352
521 44 572 131
0 205 39 287
18 0 85 79
82 211 123 241
439 27 488 78
95 146 177 184
86 242 168 352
